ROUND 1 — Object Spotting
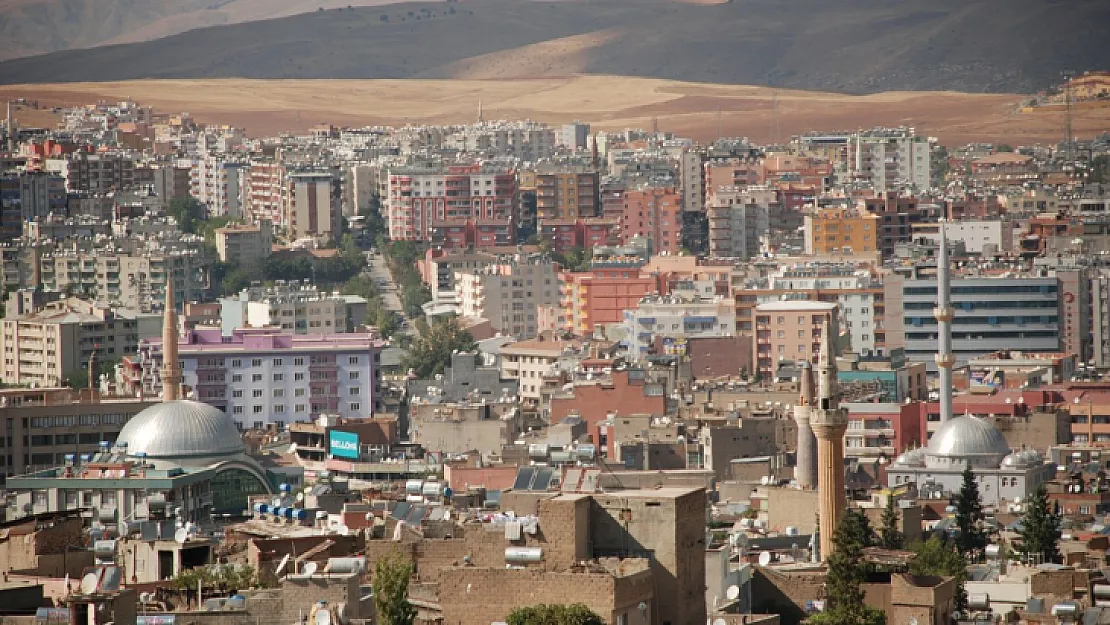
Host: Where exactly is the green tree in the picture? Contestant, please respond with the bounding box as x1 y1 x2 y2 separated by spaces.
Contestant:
1015 484 1062 565
507 604 605 625
879 495 904 550
809 510 885 625
168 197 207 234
954 466 988 559
1091 154 1110 183
401 316 476 378
374 552 416 625
995 143 1014 153
909 535 968 613
66 356 120 390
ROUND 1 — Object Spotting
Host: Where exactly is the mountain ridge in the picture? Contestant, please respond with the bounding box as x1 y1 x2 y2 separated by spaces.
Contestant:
0 0 1108 93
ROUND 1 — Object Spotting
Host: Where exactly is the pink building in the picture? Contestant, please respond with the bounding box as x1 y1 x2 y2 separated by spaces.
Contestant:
619 187 681 253
385 164 517 243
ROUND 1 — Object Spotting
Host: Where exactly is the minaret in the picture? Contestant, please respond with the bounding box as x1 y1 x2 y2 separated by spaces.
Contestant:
5 101 13 152
477 99 483 124
934 221 955 423
160 279 181 402
810 321 847 562
793 361 818 489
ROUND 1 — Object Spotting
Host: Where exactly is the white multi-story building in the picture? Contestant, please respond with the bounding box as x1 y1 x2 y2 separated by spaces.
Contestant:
455 256 560 338
382 164 517 242
196 156 246 218
219 284 367 334
132 327 383 428
706 185 772 259
848 128 931 193
622 290 736 359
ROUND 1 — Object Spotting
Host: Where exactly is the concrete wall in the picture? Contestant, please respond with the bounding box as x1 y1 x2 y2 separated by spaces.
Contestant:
765 488 820 534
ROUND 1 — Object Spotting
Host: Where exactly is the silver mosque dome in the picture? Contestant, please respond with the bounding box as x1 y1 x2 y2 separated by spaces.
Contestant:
117 400 245 459
895 447 927 467
926 415 1010 462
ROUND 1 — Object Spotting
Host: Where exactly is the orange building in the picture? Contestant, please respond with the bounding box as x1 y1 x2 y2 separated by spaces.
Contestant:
619 187 682 253
803 207 880 255
752 301 839 380
560 268 657 336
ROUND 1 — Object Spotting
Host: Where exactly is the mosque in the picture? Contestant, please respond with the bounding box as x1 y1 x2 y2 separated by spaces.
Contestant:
4 281 274 522
885 224 1054 507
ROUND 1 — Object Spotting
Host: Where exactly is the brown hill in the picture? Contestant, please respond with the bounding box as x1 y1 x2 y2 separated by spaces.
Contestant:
0 0 1108 93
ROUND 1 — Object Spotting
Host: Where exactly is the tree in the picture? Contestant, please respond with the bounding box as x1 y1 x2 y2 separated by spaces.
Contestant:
374 552 416 625
910 535 968 613
809 510 885 625
168 197 207 234
507 604 605 625
1015 484 1062 565
954 466 988 559
66 356 120 390
401 316 476 378
995 143 1014 153
879 495 904 550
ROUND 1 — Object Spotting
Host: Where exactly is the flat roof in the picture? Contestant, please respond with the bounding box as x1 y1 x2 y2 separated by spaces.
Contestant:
755 301 838 311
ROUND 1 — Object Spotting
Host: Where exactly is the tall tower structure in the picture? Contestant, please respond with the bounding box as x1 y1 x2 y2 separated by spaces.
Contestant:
934 221 955 423
5 100 13 152
160 279 182 402
810 323 847 561
793 361 818 489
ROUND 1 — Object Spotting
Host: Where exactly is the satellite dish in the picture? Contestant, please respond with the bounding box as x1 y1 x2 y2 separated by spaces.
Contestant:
301 562 318 577
80 573 99 595
315 610 332 625
275 553 292 577
726 585 740 601
758 551 772 567
174 528 189 544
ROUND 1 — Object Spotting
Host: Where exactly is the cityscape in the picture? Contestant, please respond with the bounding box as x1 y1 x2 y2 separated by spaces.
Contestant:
0 12 1109 625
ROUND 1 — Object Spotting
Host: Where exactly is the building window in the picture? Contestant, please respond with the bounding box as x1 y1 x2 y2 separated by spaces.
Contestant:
274 358 283 366
349 371 360 380
252 374 262 382
232 390 243 398
295 373 304 381
350 387 360 395
273 373 284 382
252 359 262 367
295 388 306 397
231 359 241 368
253 421 264 429
294 358 304 366
350 403 360 412
273 389 285 398
253 406 263 414
253 389 263 398
233 406 244 414
273 405 285 413
232 374 242 383
349 356 359 364
295 404 307 413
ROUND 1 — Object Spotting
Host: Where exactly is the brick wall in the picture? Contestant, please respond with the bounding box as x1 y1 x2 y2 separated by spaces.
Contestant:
437 565 654 625
751 569 824 625
766 488 820 534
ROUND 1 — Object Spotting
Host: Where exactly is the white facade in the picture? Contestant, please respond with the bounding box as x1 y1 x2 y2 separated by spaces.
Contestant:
918 220 1014 255
623 291 736 359
848 129 930 192
285 172 341 239
763 268 880 355
706 186 772 259
455 260 560 339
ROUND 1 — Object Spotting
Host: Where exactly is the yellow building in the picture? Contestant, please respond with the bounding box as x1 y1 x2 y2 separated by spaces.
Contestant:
804 208 879 255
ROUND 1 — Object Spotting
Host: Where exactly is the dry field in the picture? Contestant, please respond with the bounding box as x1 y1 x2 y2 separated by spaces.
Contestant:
3 76 1109 145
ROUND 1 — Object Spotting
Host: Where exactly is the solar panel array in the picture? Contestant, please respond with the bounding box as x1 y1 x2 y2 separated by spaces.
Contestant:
511 466 556 491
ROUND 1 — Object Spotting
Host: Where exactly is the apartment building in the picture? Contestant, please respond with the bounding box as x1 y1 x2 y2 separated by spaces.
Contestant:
246 161 285 226
619 186 681 253
214 220 274 271
38 249 211 312
285 171 342 240
560 265 657 337
0 387 155 484
456 256 561 338
914 219 1015 255
704 158 763 191
706 186 772 259
622 290 736 359
0 296 162 387
559 121 590 150
863 193 927 258
220 284 367 334
45 152 147 193
752 301 839 379
899 275 1061 371
195 157 246 218
847 128 931 192
803 207 880 255
126 327 384 428
535 169 600 221
383 164 517 243
419 249 497 306
0 171 66 231
538 218 618 252
499 336 587 407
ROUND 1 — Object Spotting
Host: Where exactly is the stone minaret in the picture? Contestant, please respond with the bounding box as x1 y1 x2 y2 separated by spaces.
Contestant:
935 221 955 423
810 321 847 562
160 279 181 402
793 361 818 489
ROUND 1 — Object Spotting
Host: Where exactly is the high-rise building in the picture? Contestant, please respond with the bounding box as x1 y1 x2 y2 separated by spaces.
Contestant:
535 169 600 221
619 186 681 253
456 257 561 339
384 164 517 243
285 171 342 240
706 186 771 259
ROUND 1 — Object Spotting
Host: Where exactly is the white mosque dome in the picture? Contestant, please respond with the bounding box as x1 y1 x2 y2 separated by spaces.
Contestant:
117 400 245 459
895 447 927 467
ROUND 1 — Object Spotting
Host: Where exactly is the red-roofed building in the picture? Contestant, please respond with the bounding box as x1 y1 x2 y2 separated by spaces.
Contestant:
549 370 667 444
